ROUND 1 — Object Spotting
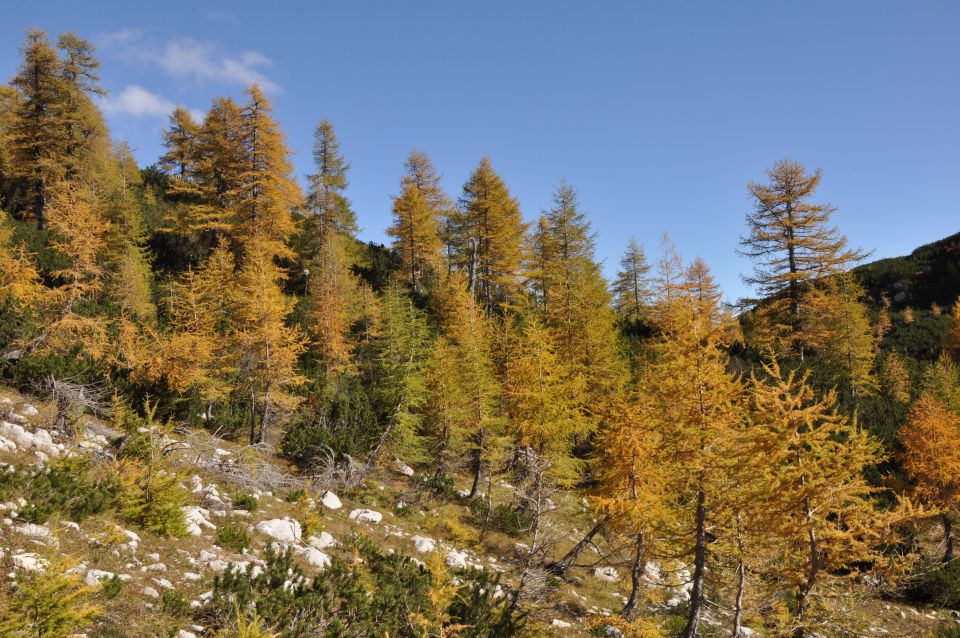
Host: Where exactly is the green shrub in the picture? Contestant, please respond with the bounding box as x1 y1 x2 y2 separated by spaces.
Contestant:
467 498 535 536
914 560 960 608
0 456 119 524
284 488 307 503
233 493 258 512
160 588 190 617
216 523 252 553
99 575 124 600
200 538 524 638
281 376 378 464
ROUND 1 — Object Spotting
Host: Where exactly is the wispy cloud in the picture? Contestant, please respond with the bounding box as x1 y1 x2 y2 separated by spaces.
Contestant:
158 37 280 93
98 29 280 93
100 85 203 121
95 27 144 48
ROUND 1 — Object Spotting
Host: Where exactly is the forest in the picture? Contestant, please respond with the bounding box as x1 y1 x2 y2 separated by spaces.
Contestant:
1 29 960 638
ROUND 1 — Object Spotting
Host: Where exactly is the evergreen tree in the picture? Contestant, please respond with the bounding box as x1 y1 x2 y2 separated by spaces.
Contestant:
612 237 653 322
362 283 431 470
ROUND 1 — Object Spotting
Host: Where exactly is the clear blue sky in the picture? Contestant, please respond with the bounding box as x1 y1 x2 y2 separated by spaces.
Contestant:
2 1 958 301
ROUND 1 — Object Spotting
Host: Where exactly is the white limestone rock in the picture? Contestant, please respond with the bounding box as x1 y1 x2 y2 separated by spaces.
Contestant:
297 546 331 570
348 509 382 524
593 566 620 583
307 531 337 550
445 549 468 569
411 536 437 553
320 490 342 510
255 518 302 544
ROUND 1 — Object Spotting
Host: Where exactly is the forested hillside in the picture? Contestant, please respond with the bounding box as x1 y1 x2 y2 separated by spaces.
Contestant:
1 29 960 638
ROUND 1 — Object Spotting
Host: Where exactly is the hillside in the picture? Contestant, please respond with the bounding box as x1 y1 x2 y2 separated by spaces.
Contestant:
0 386 952 638
855 231 960 310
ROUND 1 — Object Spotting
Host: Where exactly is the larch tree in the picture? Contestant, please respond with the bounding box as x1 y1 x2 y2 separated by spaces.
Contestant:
231 240 306 444
739 159 868 358
3 180 111 362
6 29 70 228
233 85 301 259
592 390 670 619
749 361 886 637
139 243 237 418
298 119 366 376
647 257 743 638
387 151 448 292
430 272 502 495
158 107 202 204
160 97 245 243
504 313 587 490
944 299 960 360
302 118 356 245
452 157 528 314
530 181 625 406
800 271 877 403
900 393 960 563
612 237 653 323
0 211 44 309
879 350 912 404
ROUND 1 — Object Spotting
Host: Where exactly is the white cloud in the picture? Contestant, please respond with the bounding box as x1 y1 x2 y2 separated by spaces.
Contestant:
98 30 280 93
95 27 144 48
100 85 203 121
158 37 279 93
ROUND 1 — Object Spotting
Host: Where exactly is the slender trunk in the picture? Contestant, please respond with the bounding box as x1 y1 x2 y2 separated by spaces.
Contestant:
550 517 607 574
682 488 707 638
732 513 747 638
794 497 820 638
621 532 646 619
248 389 257 445
468 428 486 498
257 382 271 444
944 513 954 563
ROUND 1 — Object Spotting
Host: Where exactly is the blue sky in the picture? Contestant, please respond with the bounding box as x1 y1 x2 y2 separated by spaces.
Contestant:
2 1 958 301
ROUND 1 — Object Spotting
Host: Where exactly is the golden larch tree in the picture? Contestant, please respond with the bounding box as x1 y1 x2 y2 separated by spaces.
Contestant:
749 361 886 637
900 393 960 562
452 157 528 314
739 159 868 358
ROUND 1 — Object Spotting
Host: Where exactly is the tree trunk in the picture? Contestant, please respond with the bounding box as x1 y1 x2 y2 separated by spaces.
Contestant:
794 498 820 638
682 488 707 638
732 513 747 638
548 517 607 575
944 513 954 563
468 427 486 498
248 389 258 445
257 382 271 444
621 532 646 620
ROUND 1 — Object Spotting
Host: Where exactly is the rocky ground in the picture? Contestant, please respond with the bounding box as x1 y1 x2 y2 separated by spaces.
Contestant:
0 386 953 637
